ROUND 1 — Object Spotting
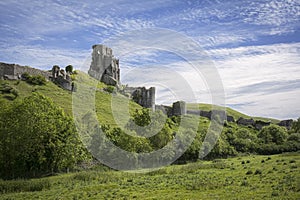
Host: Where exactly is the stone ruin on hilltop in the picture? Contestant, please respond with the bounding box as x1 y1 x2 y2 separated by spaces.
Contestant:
88 44 186 115
0 62 73 91
88 44 120 86
87 44 294 130
88 44 159 111
0 44 293 130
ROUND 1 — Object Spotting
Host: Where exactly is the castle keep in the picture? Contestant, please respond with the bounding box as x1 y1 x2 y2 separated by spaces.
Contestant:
88 45 120 86
88 44 157 110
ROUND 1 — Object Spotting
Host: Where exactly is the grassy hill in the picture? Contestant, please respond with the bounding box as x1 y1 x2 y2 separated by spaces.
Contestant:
1 71 299 199
0 71 279 127
187 103 280 124
0 72 143 127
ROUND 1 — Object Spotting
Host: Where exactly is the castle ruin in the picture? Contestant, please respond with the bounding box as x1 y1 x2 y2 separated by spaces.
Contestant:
88 44 157 110
0 62 73 91
0 62 51 80
88 45 120 86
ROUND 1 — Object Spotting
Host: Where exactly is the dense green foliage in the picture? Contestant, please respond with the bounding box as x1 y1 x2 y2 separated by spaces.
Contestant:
0 74 299 180
0 153 299 199
0 82 19 99
22 72 46 85
0 93 88 179
292 118 300 133
65 65 73 73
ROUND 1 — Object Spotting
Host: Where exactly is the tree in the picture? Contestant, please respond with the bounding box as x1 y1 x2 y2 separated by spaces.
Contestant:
291 118 300 133
0 93 88 179
65 65 73 73
232 128 257 152
258 124 288 145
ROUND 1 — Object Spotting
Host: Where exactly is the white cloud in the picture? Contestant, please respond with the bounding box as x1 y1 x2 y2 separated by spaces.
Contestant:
243 0 300 26
208 42 300 119
0 45 90 70
0 0 299 119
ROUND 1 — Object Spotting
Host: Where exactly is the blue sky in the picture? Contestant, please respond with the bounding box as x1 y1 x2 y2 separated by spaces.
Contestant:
0 0 299 119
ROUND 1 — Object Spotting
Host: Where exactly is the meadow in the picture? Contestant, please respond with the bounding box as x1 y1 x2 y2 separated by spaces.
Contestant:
0 153 299 199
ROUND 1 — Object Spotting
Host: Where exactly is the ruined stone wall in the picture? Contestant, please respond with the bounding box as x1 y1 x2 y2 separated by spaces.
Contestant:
54 76 72 91
14 65 51 79
131 87 155 110
155 105 172 116
186 109 235 122
277 119 293 130
172 101 187 116
0 64 6 78
0 62 51 80
0 62 15 79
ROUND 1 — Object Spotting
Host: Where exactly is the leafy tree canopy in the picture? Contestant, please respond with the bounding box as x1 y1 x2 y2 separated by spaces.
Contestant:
0 93 88 179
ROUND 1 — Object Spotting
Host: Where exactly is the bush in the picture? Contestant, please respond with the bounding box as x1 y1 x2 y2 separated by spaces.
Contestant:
0 179 50 194
254 169 262 175
246 170 253 175
104 85 115 93
0 82 13 93
258 124 288 145
22 73 46 85
11 88 19 98
65 65 73 73
28 75 46 85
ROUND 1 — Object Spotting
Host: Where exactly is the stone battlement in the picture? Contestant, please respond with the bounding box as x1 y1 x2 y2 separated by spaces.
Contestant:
0 62 51 80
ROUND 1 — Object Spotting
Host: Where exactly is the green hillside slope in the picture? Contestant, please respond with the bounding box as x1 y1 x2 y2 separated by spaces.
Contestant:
187 103 279 123
0 72 143 127
0 71 280 126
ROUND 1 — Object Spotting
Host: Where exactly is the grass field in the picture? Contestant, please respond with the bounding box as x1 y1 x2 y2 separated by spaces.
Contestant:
0 153 299 199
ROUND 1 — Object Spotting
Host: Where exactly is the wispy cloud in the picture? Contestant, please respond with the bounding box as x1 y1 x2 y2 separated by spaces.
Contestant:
0 0 299 119
0 45 89 70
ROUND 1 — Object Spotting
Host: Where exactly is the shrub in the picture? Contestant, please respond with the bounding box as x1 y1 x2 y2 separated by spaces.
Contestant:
258 124 288 145
65 65 73 73
240 180 248 186
22 73 46 85
254 169 262 175
11 88 19 98
104 85 115 93
0 179 50 194
28 75 46 85
21 72 30 80
287 133 300 142
246 170 253 175
0 83 12 93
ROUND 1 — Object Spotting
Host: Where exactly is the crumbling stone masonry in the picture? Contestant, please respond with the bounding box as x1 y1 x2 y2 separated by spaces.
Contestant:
50 65 73 91
172 101 187 116
0 62 51 80
277 119 293 130
0 62 73 91
88 44 120 86
122 86 156 111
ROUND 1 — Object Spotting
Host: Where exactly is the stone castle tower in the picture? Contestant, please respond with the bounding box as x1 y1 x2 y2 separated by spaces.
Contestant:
88 44 120 86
